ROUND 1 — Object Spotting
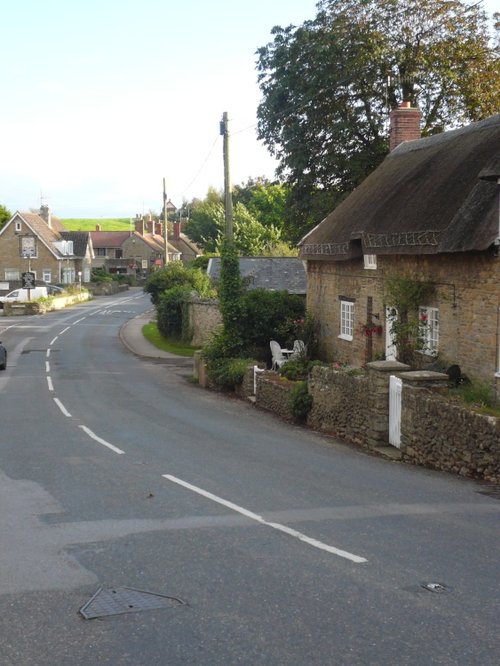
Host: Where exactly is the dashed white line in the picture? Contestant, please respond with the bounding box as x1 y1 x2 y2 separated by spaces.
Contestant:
47 376 54 392
46 349 51 358
54 397 71 417
59 326 70 335
162 474 367 564
78 426 125 455
50 336 58 345
46 361 50 372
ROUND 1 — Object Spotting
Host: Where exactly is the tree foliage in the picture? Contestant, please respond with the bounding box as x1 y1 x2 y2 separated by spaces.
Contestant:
184 180 297 254
256 0 500 240
143 262 215 306
0 204 12 229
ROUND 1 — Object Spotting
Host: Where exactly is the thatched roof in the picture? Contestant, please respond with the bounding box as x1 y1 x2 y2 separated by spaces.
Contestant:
299 114 500 260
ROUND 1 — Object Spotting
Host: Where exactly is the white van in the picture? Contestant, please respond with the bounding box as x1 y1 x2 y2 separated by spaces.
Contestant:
0 287 49 308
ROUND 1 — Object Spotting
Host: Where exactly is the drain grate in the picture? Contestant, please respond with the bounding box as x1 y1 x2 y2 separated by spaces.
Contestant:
420 582 450 594
79 587 185 619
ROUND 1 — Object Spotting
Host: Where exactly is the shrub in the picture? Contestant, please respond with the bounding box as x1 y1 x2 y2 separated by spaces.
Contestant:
206 357 255 391
289 381 313 421
156 286 191 339
144 263 215 306
239 289 305 350
279 358 324 381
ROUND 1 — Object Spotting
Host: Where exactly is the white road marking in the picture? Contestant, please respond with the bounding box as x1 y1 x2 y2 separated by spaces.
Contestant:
54 397 71 417
50 336 58 345
59 326 70 335
46 361 50 372
73 318 85 324
78 426 125 455
47 376 53 392
46 349 50 358
163 474 367 564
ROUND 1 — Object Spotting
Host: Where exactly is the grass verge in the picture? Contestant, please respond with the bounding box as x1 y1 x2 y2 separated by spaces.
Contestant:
142 322 199 357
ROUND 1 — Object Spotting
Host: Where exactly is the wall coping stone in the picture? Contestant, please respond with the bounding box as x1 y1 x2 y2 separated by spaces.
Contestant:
366 360 411 373
401 371 449 384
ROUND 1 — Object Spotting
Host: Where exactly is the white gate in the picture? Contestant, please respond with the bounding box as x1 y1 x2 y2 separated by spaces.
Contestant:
389 375 402 448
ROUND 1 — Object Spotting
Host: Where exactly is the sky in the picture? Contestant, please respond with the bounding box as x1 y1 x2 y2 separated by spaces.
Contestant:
0 0 319 218
1 0 498 219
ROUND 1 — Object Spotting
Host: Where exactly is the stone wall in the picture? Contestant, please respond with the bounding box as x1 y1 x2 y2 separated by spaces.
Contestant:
401 386 500 482
187 297 222 346
251 360 500 483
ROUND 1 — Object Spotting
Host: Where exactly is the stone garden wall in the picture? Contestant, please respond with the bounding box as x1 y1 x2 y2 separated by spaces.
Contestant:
187 297 222 347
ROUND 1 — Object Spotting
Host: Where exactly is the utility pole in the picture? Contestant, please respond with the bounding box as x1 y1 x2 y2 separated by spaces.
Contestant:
163 177 169 265
220 112 233 243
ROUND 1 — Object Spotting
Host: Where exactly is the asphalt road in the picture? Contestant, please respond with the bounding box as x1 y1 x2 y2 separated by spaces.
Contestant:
0 289 498 665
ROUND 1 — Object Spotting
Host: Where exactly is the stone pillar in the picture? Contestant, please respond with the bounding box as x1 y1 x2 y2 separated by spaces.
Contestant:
365 360 411 446
400 371 449 452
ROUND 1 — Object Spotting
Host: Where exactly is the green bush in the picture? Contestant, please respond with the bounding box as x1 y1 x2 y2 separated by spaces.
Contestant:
279 358 324 381
144 262 215 306
239 289 305 349
156 286 191 339
206 357 255 391
289 381 313 421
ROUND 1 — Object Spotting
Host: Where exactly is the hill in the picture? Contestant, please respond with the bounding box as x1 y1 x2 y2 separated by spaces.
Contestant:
61 218 132 231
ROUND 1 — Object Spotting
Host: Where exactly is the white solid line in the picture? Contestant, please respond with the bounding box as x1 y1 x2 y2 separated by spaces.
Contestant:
54 397 71 417
47 376 54 392
162 474 367 564
79 425 125 455
50 336 58 345
46 361 50 372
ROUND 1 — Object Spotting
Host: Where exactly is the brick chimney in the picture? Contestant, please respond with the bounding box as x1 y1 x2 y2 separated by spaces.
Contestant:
95 224 101 231
146 220 154 234
389 101 422 151
39 204 52 228
154 221 163 236
135 218 145 235
173 220 182 239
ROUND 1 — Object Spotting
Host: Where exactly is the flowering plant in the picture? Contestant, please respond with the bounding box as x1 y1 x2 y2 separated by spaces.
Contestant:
357 323 383 337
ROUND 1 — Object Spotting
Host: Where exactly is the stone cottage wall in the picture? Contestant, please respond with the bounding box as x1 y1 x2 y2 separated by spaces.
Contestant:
187 297 222 346
306 253 500 389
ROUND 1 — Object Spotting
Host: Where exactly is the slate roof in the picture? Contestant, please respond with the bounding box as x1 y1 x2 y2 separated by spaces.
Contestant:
299 114 500 260
90 231 131 248
207 257 307 294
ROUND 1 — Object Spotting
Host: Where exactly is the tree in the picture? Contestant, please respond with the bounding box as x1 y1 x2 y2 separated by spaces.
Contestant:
0 204 12 229
256 0 500 240
232 177 289 232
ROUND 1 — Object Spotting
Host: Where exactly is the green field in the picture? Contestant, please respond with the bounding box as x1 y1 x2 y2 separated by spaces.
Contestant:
61 218 133 231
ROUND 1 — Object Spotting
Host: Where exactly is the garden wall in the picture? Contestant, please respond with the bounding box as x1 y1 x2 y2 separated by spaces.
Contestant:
253 360 500 483
187 297 222 346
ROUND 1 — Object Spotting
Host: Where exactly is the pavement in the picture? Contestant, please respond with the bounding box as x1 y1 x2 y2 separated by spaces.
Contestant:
119 310 188 361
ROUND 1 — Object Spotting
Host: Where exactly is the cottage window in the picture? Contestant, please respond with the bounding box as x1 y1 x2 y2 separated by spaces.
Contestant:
364 254 377 269
96 248 107 256
4 269 19 281
339 300 355 341
419 306 439 355
42 270 52 283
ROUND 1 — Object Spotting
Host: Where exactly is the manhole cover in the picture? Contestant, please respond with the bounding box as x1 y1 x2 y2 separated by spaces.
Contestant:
420 582 450 594
79 587 185 619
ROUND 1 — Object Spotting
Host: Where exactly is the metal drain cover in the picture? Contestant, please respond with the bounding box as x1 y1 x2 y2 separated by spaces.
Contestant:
79 587 185 619
420 582 450 594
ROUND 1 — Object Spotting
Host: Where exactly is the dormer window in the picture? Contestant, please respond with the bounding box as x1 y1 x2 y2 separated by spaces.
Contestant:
364 254 377 269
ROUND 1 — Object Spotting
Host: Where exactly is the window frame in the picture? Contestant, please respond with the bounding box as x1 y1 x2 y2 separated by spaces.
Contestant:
364 254 377 270
339 299 355 341
419 306 439 355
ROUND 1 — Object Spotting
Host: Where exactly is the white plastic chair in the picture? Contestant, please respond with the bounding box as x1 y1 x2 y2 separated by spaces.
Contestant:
270 340 287 370
291 339 306 359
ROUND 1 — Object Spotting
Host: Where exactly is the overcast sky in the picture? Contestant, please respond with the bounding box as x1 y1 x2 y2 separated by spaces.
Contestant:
1 0 497 219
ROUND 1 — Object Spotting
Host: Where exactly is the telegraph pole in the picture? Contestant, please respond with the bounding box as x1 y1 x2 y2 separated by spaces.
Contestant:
163 177 169 265
220 112 233 243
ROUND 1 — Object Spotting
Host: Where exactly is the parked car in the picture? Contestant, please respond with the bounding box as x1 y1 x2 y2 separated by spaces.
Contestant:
0 342 6 370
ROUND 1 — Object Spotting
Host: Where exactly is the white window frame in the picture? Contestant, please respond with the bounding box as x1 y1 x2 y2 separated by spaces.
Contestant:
4 269 20 281
496 306 500 378
364 254 377 269
419 306 439 355
42 270 52 283
339 300 355 341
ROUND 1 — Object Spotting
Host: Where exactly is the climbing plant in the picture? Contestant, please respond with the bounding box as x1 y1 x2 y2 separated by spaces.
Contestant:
384 276 436 365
